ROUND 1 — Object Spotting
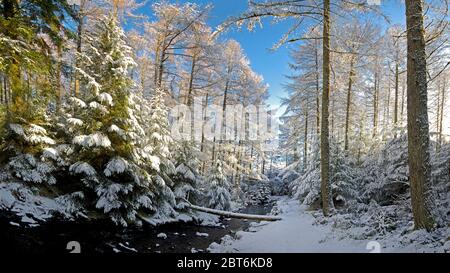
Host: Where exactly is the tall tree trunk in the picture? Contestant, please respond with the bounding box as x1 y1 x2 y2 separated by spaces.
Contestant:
303 102 308 168
401 77 406 124
3 0 20 123
56 43 63 113
139 65 146 93
269 151 274 175
221 79 230 142
357 117 363 164
9 61 23 123
154 46 160 88
373 72 379 137
3 76 9 106
186 54 198 141
74 11 83 98
330 89 335 139
233 141 243 187
436 82 441 151
212 78 230 163
262 157 265 175
158 50 165 89
0 76 3 104
315 41 321 135
394 62 399 134
321 0 332 216
200 93 209 175
405 0 435 231
438 79 446 149
383 76 391 140
344 59 355 151
186 54 197 106
249 145 254 170
4 76 9 121
3 76 8 105
154 39 166 90
387 79 391 126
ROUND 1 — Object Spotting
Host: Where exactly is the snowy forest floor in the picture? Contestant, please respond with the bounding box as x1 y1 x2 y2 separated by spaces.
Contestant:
209 196 450 253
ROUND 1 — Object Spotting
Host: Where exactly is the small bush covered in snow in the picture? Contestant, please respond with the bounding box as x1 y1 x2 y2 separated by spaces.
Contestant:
205 156 232 211
172 140 203 211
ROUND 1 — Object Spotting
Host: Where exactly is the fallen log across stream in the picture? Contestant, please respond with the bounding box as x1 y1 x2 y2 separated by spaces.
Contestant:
186 203 282 222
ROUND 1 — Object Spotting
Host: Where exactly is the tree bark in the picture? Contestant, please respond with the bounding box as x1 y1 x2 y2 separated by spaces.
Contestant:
186 54 197 106
158 50 165 89
249 145 254 170
213 77 230 162
383 75 391 140
3 76 8 105
405 0 435 231
386 79 391 126
303 101 308 167
394 62 399 132
438 79 446 149
269 151 274 174
344 59 355 151
321 0 332 216
262 157 266 175
3 0 20 123
154 45 160 88
331 93 335 138
315 40 321 135
221 79 229 140
401 77 406 124
56 43 63 113
74 8 83 98
357 117 363 164
436 81 441 151
0 76 3 104
373 71 379 138
200 93 211 174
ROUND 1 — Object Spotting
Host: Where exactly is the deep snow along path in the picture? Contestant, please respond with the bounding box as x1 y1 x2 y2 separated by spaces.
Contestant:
209 196 450 253
209 196 370 253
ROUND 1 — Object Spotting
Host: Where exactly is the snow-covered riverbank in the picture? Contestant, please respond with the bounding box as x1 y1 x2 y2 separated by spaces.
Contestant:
209 197 450 253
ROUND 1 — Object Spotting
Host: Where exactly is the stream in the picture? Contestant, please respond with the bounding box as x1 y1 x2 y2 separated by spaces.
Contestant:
0 200 276 254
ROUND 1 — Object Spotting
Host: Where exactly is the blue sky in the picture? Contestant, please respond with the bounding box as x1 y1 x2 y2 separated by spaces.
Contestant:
140 0 407 112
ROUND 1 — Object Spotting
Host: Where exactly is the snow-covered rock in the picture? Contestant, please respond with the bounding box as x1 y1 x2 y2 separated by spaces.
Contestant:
157 233 168 239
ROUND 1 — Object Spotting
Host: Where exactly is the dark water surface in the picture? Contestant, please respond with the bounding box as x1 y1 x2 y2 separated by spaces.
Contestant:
0 202 275 254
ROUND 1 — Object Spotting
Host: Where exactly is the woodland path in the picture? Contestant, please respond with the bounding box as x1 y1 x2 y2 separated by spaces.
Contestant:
209 197 373 253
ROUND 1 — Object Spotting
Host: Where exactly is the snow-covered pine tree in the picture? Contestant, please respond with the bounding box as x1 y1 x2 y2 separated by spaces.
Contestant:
1 46 58 186
219 142 247 203
140 88 177 222
0 3 56 164
172 140 203 211
289 137 321 207
289 136 359 210
4 120 59 185
205 153 232 211
329 140 358 208
63 14 160 226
